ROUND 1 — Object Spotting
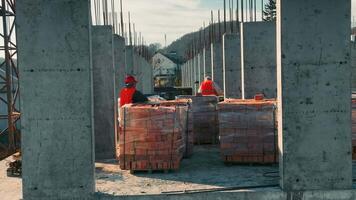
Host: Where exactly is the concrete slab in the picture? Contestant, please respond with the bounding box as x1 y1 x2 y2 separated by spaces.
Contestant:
223 33 242 99
113 35 126 97
1 155 356 199
92 26 116 160
277 0 352 191
242 22 276 99
211 42 224 88
16 0 95 198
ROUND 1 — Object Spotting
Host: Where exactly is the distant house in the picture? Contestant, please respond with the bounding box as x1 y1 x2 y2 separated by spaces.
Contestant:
151 52 182 88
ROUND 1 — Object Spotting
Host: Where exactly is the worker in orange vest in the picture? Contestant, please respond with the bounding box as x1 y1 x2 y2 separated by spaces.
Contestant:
120 75 148 107
198 76 223 96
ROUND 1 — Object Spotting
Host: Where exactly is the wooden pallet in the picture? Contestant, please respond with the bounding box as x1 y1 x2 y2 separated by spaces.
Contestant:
129 169 178 174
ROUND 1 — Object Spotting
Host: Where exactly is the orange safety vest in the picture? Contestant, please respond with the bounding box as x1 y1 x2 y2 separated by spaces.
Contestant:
120 87 136 107
200 80 218 96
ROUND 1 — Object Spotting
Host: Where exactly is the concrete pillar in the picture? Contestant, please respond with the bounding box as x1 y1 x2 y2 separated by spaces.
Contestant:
199 52 205 83
242 21 276 99
17 0 95 199
141 57 153 94
277 0 352 191
113 35 126 97
125 46 134 75
92 26 116 160
134 53 143 91
194 56 199 95
211 42 224 88
204 47 212 77
189 60 193 88
223 33 242 99
351 41 356 91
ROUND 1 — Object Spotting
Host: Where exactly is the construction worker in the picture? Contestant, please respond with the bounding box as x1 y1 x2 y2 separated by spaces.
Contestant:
120 75 148 107
198 76 223 96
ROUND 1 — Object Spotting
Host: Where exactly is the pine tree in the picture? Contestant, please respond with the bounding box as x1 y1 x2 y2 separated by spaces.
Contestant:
263 0 276 21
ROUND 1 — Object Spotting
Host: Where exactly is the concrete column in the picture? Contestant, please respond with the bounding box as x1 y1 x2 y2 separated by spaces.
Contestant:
92 26 116 160
277 0 352 191
204 47 212 77
211 42 224 88
199 52 205 83
242 22 276 99
194 56 199 94
223 33 242 99
17 0 95 199
113 35 126 97
351 41 356 91
125 46 134 75
134 53 143 91
141 57 153 94
189 60 193 88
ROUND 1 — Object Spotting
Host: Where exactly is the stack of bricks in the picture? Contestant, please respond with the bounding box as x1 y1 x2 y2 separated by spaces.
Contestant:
177 96 219 144
159 100 194 158
118 104 185 171
352 100 356 160
218 99 277 164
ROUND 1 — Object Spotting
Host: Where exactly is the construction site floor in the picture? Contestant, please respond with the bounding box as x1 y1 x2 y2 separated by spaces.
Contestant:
2 145 356 199
96 145 279 196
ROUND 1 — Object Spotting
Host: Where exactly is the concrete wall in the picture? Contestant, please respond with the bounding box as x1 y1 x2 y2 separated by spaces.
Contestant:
17 0 95 199
277 0 352 191
242 21 276 99
92 26 116 160
113 35 126 96
223 33 242 99
211 42 224 88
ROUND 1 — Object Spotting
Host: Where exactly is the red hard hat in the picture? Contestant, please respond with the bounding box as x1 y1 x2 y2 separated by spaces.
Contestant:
125 75 137 84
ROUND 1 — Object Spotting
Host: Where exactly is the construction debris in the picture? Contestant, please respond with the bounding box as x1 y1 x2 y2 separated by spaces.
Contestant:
218 99 277 164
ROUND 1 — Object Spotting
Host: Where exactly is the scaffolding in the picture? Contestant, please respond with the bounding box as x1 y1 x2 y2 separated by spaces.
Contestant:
0 0 20 160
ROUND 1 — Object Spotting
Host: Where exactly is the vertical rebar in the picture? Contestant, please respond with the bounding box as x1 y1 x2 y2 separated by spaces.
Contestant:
241 0 244 22
236 0 239 30
254 0 257 21
224 0 227 33
120 0 124 37
218 10 221 40
128 12 132 46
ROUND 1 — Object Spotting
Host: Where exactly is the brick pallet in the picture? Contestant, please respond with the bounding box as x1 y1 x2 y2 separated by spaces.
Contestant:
218 99 277 164
118 104 185 171
159 100 194 158
352 100 356 160
177 96 219 144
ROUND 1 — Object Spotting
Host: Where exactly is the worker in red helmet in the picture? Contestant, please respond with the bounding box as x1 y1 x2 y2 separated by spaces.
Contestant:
120 75 148 107
198 76 223 96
